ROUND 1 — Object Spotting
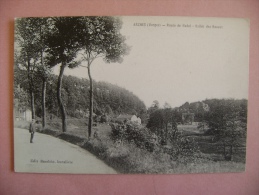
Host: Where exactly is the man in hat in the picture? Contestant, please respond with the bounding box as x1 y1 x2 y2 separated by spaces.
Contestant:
29 119 37 143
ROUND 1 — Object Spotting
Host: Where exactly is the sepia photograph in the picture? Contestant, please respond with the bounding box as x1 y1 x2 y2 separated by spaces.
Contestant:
13 16 249 174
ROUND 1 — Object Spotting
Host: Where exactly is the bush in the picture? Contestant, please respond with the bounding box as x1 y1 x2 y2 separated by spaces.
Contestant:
110 122 158 152
110 123 126 140
168 133 202 164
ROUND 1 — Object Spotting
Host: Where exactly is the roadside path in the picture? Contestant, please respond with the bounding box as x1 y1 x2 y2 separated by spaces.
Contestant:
14 128 117 174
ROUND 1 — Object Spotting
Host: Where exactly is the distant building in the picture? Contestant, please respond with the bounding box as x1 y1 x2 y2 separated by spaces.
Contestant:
117 114 141 125
13 98 32 121
14 108 32 121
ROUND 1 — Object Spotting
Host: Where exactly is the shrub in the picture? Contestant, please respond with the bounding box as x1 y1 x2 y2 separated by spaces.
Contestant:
168 133 202 164
110 123 126 140
110 122 158 152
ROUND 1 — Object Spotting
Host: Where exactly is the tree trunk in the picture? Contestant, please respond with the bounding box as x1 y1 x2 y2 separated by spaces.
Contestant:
30 91 35 120
40 31 46 129
230 145 233 161
165 122 168 145
57 63 67 132
88 64 93 138
42 78 46 128
28 59 35 120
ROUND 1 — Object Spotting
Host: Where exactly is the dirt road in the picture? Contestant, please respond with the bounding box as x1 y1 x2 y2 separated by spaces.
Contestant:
14 128 117 174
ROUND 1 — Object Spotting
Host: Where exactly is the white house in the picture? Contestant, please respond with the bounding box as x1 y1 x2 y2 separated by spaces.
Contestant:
117 114 141 125
14 108 32 121
14 98 32 121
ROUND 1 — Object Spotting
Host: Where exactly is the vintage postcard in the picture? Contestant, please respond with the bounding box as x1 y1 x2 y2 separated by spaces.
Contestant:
14 16 249 174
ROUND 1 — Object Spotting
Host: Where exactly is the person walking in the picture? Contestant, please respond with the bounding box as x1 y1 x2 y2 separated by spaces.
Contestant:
29 119 37 143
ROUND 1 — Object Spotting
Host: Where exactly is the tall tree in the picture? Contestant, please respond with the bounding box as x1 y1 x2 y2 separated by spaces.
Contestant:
163 107 172 144
147 100 160 115
78 16 129 138
147 109 164 138
15 18 46 120
36 18 51 129
204 99 247 160
45 17 82 132
36 65 52 128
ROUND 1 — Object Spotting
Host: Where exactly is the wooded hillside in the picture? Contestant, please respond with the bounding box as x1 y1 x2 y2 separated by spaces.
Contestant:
14 68 146 119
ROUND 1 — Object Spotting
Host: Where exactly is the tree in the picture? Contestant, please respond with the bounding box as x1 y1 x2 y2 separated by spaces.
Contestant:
45 75 58 116
15 18 47 120
147 109 168 144
163 107 172 144
15 17 52 129
147 106 182 145
45 17 83 132
13 58 30 113
78 16 130 138
147 100 160 115
36 18 51 128
163 102 171 109
152 100 160 109
204 99 247 160
170 109 179 139
180 102 190 112
36 65 52 128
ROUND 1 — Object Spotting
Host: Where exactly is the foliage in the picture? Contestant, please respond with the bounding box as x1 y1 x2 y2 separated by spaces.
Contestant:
147 107 180 144
45 17 83 68
146 109 164 130
14 69 146 119
45 17 85 132
14 16 139 135
168 133 202 164
15 17 49 120
38 120 246 174
14 86 30 110
147 100 160 114
203 99 247 160
110 122 158 152
77 17 130 64
74 16 130 138
146 105 202 163
14 16 248 169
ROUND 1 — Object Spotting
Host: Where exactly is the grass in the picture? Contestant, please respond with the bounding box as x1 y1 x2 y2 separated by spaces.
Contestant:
177 124 246 163
14 119 246 174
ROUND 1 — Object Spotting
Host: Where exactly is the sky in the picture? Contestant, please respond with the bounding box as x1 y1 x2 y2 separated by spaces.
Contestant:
53 16 249 108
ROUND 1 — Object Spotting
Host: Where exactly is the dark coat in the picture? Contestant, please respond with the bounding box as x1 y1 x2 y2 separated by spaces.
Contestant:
29 121 36 133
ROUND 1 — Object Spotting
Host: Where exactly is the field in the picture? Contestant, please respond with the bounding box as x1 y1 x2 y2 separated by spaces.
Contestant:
178 124 246 163
14 119 246 174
